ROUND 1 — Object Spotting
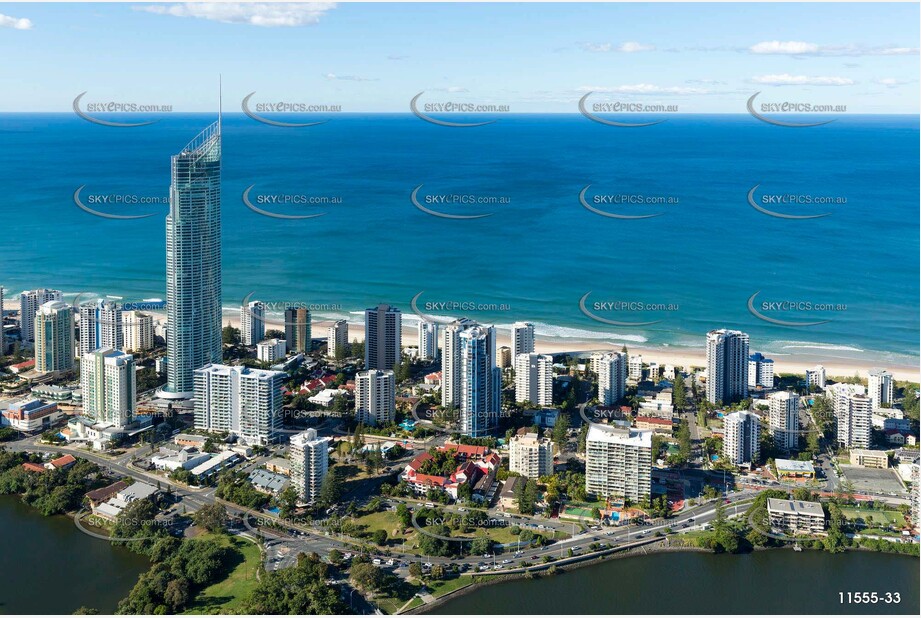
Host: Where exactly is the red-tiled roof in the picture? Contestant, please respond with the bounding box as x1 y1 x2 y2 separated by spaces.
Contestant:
410 473 448 487
636 416 673 426
440 443 488 458
22 463 47 473
407 452 434 471
51 454 77 468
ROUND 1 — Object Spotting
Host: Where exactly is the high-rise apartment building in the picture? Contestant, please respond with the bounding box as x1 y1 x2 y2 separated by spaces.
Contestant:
81 348 136 427
514 353 553 407
193 364 285 446
34 300 74 373
706 329 750 404
355 369 396 426
289 429 329 503
585 424 652 501
364 304 401 370
240 300 265 346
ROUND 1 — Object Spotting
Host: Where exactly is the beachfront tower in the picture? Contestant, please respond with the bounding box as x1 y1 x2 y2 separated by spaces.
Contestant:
163 120 223 398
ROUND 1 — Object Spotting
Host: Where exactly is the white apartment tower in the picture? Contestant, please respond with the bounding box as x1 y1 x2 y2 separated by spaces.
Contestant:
585 424 652 501
34 300 74 373
509 432 554 478
441 318 476 409
768 391 799 453
597 351 627 406
80 348 136 427
193 364 285 446
256 338 286 363
20 289 62 344
365 304 401 370
78 299 123 357
417 320 438 360
240 300 265 346
511 322 535 359
806 365 827 390
123 311 154 352
748 352 775 389
355 369 396 426
289 429 329 503
442 321 500 437
628 354 644 382
828 383 872 449
706 329 750 404
867 368 893 409
327 320 349 358
514 353 553 407
723 411 760 465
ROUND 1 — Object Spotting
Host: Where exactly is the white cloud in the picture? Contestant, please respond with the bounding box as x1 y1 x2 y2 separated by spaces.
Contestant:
136 3 336 27
0 13 33 29
751 74 854 86
580 41 655 53
750 40 918 57
579 84 709 95
750 41 820 55
875 78 907 88
618 41 656 53
324 73 376 82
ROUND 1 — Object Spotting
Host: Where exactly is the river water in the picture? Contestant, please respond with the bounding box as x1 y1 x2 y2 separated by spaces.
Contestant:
429 550 920 615
0 495 149 615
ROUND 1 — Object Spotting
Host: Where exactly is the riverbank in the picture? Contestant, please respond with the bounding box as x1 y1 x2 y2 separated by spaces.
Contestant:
421 545 920 615
0 495 149 614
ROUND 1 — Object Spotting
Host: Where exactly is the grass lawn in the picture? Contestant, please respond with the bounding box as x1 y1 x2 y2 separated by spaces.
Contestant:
427 575 475 598
840 507 907 529
352 510 412 541
183 534 262 615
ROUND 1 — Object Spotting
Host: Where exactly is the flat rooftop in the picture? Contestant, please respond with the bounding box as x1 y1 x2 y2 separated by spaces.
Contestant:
766 498 824 518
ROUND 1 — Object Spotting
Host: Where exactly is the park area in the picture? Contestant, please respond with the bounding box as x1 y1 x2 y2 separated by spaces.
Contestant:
839 505 909 536
183 534 263 614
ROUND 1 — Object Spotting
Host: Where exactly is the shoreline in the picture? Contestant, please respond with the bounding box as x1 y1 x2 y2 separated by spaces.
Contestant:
3 299 917 381
222 311 919 382
409 541 919 615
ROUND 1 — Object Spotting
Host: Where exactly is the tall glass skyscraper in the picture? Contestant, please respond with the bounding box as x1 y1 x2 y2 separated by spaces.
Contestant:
163 120 223 397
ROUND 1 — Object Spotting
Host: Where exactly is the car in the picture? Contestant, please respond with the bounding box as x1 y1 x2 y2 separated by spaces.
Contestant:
493 564 502 570
424 503 435 508
478 565 489 571
687 517 695 522
483 553 492 558
372 559 382 565
423 562 433 568
514 551 523 556
457 507 466 512
572 546 582 551
386 559 395 566
502 559 511 564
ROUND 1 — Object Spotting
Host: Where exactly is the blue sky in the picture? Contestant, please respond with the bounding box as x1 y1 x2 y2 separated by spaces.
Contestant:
1 2 918 112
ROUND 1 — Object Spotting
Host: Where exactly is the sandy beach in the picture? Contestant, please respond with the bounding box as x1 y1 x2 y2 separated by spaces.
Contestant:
217 310 920 382
2 300 916 382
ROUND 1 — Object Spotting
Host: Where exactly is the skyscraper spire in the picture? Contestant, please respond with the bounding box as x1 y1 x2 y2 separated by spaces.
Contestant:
218 74 222 132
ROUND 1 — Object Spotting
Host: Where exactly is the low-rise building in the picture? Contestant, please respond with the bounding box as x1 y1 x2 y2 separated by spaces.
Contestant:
1 399 61 432
189 451 241 480
774 458 816 479
264 457 292 476
498 475 525 510
766 498 826 535
635 416 674 435
249 468 289 494
850 449 889 469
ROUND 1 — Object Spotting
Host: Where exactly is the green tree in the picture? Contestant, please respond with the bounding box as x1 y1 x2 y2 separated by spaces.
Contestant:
192 503 227 533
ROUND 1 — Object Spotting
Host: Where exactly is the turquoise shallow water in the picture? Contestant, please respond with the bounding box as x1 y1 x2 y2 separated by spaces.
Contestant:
1 113 917 365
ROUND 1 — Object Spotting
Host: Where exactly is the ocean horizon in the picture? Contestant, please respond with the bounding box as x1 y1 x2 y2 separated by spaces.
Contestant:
1 113 918 368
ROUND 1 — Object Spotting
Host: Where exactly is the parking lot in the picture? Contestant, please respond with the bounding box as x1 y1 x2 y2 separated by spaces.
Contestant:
839 465 907 496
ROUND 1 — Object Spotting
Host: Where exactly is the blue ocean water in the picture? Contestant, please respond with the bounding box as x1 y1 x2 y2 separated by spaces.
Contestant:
0 113 917 366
